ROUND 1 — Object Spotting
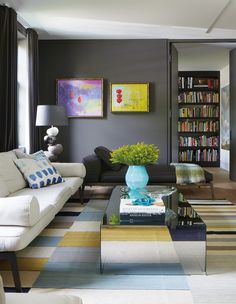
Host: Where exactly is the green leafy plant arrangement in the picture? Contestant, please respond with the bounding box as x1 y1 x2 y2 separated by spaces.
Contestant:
110 142 159 166
109 214 120 225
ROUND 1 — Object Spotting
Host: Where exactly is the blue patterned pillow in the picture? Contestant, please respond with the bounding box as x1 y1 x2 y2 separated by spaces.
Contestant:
14 149 49 161
32 150 48 161
14 158 64 189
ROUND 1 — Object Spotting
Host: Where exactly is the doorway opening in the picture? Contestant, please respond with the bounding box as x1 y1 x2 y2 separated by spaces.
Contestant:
171 42 236 175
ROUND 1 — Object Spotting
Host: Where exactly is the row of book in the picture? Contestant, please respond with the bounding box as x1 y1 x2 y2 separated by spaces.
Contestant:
179 106 219 118
119 198 165 225
178 120 219 132
179 77 219 90
178 91 219 104
178 149 218 162
179 135 219 147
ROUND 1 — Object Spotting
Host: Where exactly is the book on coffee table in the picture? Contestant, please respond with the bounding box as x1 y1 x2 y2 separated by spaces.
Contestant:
120 197 166 225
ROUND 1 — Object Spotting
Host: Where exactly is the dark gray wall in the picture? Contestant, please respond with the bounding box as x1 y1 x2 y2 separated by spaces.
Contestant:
38 40 169 163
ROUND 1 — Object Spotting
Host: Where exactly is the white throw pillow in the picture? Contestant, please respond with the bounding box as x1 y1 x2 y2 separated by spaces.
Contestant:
0 176 9 197
0 151 27 193
14 158 64 189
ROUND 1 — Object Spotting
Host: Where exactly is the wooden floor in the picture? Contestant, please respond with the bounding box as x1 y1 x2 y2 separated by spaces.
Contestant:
179 167 236 203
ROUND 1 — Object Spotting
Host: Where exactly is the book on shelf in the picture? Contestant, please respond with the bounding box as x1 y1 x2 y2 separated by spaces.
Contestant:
178 77 219 90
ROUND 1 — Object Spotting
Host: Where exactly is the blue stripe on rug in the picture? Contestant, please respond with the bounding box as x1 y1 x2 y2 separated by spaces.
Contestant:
103 263 185 275
34 271 189 290
86 200 109 210
77 212 104 221
49 247 100 263
30 236 63 247
40 262 99 273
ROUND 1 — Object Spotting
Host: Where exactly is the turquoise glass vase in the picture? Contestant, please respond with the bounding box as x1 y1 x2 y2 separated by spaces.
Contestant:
125 165 149 190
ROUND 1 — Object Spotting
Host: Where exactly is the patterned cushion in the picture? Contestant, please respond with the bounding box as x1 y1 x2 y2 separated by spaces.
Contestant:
14 149 48 161
14 158 64 189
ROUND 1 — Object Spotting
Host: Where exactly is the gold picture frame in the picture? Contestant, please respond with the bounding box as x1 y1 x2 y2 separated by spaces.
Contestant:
110 82 149 112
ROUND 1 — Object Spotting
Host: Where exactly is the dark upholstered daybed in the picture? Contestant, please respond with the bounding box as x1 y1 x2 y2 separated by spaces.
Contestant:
82 152 214 200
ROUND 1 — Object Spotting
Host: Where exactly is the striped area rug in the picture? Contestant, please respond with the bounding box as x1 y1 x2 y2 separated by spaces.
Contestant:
1 198 235 290
189 199 236 255
32 199 189 290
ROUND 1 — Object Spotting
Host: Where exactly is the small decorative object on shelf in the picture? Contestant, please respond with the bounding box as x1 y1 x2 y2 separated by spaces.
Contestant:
110 142 159 190
178 71 220 167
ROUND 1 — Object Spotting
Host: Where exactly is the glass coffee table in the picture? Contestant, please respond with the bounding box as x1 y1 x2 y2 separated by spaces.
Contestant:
100 185 206 275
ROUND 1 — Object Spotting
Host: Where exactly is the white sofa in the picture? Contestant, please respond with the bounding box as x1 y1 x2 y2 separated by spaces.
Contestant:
0 276 82 304
0 151 86 292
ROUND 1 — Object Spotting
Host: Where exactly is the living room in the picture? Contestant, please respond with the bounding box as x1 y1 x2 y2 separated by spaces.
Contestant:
1 1 236 304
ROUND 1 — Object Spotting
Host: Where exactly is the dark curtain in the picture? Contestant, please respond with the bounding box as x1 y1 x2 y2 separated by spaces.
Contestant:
0 6 18 151
27 28 40 153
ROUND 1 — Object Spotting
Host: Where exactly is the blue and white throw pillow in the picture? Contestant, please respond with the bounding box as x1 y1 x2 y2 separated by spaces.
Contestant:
14 158 64 189
14 149 49 162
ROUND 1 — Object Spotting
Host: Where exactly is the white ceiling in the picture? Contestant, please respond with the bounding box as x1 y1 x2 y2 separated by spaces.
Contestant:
2 0 236 39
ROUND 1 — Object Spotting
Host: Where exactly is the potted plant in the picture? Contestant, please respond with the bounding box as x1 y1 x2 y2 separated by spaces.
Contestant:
110 142 159 190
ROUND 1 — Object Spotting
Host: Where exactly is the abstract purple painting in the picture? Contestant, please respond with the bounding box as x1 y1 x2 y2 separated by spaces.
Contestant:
57 78 103 117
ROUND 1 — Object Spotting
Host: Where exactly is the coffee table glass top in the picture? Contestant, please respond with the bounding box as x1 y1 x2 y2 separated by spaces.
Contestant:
103 185 206 230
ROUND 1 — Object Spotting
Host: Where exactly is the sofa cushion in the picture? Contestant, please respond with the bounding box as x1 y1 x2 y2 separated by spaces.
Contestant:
52 163 86 178
9 181 73 214
64 177 84 195
94 146 122 171
0 196 40 226
14 158 64 189
100 166 128 182
0 177 9 197
146 165 176 183
100 165 177 183
0 151 27 193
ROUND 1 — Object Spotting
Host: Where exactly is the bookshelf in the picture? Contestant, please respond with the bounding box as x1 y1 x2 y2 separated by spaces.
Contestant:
178 71 220 167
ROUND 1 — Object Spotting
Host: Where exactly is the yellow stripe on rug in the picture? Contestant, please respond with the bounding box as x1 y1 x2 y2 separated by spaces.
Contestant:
0 258 48 271
101 226 171 241
58 232 100 247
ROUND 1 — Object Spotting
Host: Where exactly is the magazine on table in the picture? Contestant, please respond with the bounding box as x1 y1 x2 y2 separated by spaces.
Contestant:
120 197 165 214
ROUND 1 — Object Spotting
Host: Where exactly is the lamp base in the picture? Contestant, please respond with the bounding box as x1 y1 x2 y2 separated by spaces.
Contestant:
44 144 63 162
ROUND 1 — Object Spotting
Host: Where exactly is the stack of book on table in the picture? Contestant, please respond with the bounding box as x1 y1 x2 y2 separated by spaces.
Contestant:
120 197 166 225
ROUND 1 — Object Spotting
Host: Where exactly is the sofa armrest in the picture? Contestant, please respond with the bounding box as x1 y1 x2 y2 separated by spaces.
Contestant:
82 154 102 183
0 196 40 226
52 163 86 178
0 276 5 304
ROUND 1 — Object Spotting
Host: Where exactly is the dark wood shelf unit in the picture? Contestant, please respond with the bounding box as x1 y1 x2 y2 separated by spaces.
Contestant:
178 71 220 167
178 117 219 120
178 102 219 106
179 146 219 150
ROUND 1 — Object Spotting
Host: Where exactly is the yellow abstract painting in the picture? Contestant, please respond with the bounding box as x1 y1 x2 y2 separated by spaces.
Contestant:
111 83 149 112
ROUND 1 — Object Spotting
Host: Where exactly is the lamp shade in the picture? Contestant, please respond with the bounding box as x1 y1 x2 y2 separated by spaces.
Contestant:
36 105 68 126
